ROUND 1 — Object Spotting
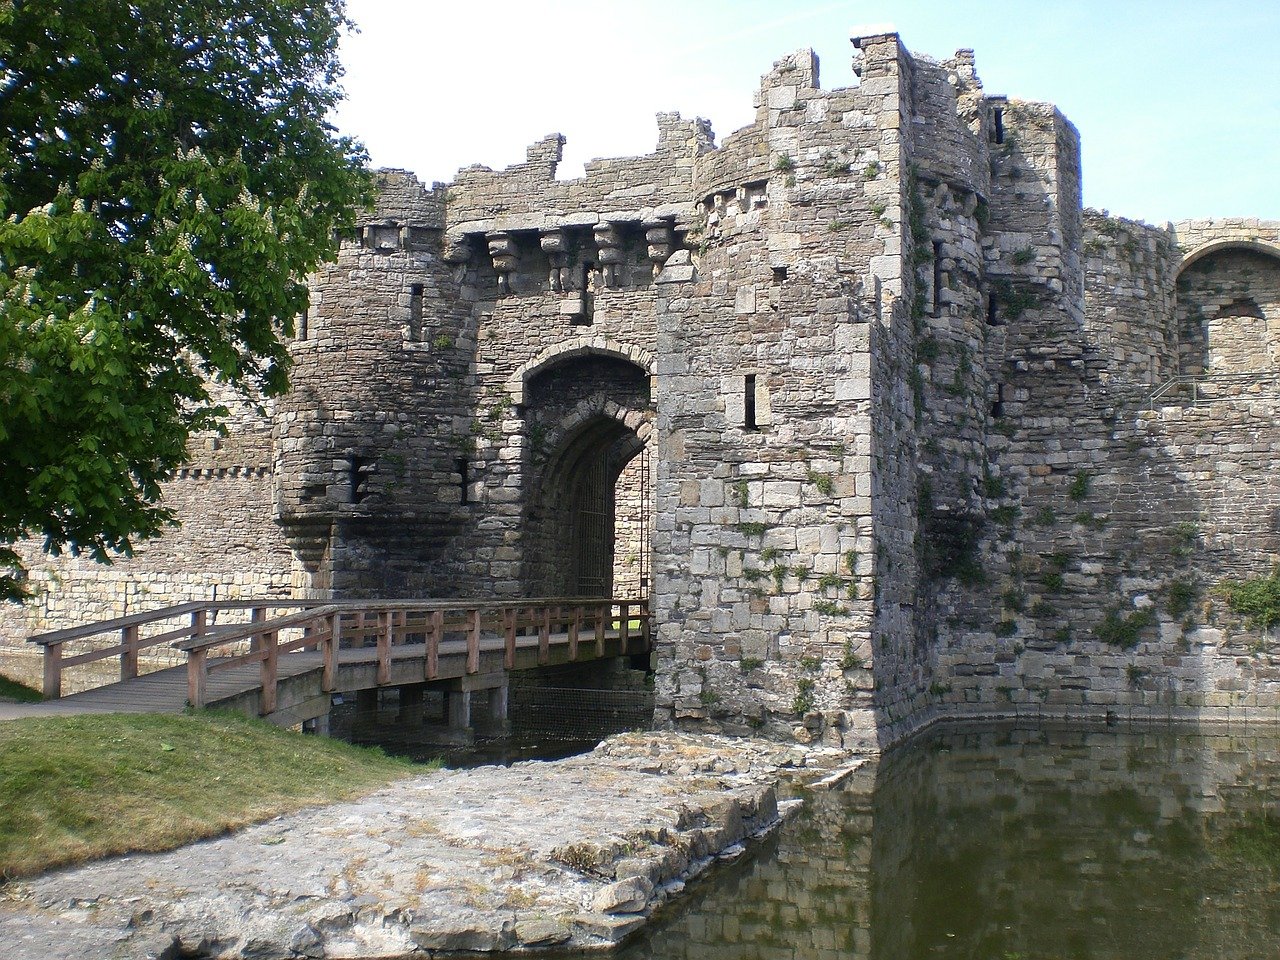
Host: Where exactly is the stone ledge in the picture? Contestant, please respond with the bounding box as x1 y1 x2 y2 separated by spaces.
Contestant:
0 732 864 959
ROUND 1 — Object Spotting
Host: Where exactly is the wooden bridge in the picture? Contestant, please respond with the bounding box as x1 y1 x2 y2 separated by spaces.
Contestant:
11 597 650 730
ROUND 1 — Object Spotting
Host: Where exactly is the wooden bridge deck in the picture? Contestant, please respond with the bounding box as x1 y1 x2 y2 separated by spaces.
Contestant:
6 598 648 726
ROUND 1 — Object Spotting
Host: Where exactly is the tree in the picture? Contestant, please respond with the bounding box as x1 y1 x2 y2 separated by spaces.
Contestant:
0 0 373 599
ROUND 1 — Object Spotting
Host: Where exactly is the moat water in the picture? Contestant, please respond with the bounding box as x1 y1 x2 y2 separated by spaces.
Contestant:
602 725 1280 960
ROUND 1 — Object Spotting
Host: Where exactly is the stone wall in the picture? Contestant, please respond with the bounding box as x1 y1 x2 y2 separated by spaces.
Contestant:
651 39 911 748
922 206 1280 728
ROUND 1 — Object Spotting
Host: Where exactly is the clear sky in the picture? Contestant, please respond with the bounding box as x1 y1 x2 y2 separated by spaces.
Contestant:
332 1 1280 223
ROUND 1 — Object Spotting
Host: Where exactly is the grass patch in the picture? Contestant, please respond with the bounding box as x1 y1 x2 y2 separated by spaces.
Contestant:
0 674 42 703
0 711 419 879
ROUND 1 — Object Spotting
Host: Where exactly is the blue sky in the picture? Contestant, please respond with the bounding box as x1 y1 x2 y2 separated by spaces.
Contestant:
333 1 1280 222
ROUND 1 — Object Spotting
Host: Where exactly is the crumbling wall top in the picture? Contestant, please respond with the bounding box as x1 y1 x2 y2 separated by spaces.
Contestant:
443 113 710 239
360 169 445 229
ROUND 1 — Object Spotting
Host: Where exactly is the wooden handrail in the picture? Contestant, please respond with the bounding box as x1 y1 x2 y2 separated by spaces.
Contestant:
39 595 648 709
32 599 322 699
28 600 318 646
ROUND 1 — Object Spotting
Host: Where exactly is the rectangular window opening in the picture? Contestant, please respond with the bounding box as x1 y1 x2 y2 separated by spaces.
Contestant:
990 107 1005 144
456 457 470 504
986 292 1001 326
297 311 308 341
409 283 424 340
348 455 370 504
931 241 944 316
772 265 788 284
574 261 596 326
744 374 758 431
991 383 1005 419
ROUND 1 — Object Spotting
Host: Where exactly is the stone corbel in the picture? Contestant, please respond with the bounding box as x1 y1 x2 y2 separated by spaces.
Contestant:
487 232 518 295
540 229 569 292
594 222 623 288
644 221 675 278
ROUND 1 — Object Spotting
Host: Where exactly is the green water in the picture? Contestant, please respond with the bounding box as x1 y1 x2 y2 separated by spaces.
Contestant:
616 726 1280 960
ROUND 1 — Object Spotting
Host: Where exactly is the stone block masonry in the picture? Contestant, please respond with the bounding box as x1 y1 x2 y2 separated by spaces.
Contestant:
1 30 1277 751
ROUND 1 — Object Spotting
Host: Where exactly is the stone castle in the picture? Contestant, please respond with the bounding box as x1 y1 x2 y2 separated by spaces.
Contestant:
3 32 1278 750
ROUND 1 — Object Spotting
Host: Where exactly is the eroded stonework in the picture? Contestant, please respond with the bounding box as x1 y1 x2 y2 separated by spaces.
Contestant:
2 33 1278 749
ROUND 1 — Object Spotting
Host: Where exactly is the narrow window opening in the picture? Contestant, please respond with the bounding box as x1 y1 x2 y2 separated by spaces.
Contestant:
744 374 758 430
990 107 1005 144
348 455 371 504
931 241 944 316
575 261 596 326
991 383 1005 419
456 457 470 504
986 292 1001 326
297 311 308 341
409 283 424 340
772 265 788 284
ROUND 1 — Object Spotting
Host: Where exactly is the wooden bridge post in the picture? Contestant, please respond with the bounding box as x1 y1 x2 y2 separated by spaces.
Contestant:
595 603 606 656
466 608 481 674
538 606 551 665
620 602 630 654
569 606 582 660
42 642 62 700
187 648 207 708
377 612 391 686
260 630 278 715
503 608 516 670
249 606 265 653
427 610 442 680
322 613 341 692
120 623 140 681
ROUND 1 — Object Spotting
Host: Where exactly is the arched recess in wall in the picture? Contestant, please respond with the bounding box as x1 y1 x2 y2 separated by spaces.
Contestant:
506 337 654 406
1175 241 1280 378
520 352 654 598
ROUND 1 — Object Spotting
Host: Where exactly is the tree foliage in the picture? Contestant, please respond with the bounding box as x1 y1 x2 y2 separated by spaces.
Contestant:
0 0 372 599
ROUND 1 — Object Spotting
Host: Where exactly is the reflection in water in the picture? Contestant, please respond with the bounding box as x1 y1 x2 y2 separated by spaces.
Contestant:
614 726 1280 960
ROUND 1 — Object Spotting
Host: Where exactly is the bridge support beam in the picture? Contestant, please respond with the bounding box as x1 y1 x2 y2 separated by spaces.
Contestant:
445 689 472 736
486 680 510 734
398 683 426 725
355 687 379 722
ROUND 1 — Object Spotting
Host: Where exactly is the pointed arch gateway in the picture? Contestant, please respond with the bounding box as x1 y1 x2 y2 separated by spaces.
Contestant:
519 350 654 598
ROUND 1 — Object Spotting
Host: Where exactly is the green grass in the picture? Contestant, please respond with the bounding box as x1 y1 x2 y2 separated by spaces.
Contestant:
0 674 42 703
0 710 419 879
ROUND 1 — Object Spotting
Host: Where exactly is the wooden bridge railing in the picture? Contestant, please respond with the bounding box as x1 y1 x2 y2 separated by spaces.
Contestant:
30 597 650 714
28 600 323 699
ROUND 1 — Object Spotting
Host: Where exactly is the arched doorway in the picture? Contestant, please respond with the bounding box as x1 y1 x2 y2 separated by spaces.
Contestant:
1175 245 1280 377
520 352 653 598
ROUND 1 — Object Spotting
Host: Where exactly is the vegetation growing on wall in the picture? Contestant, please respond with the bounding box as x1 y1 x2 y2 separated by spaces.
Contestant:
1221 569 1280 629
1095 607 1155 649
